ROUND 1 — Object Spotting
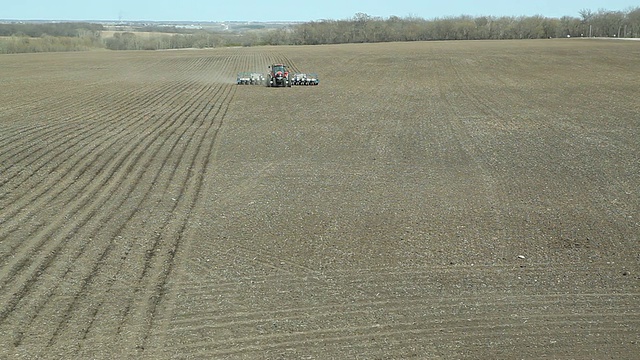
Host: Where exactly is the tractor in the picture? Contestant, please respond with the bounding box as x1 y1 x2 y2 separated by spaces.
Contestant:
266 64 291 87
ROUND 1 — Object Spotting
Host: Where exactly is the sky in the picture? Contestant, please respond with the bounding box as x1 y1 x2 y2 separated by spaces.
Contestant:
2 0 639 22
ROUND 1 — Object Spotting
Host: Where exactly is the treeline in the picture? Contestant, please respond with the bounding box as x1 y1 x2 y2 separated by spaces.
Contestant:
274 8 640 45
137 25 201 34
0 34 102 53
0 22 103 37
140 7 640 49
0 22 248 53
103 31 229 50
1 8 639 53
0 22 104 53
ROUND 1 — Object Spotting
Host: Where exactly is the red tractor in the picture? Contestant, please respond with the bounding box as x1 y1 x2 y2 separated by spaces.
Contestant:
266 64 291 87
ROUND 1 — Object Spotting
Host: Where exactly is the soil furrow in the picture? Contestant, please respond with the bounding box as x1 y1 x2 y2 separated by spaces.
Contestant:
0 81 175 190
0 80 192 261
4 82 223 349
0 81 215 324
119 85 236 353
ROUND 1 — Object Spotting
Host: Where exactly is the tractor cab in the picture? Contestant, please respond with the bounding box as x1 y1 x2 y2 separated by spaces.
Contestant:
267 64 291 87
270 64 287 75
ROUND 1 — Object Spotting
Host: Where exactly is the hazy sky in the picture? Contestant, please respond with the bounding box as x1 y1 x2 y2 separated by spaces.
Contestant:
2 0 638 21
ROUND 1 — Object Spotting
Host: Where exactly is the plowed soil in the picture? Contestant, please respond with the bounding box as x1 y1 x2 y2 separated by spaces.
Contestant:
1 40 638 359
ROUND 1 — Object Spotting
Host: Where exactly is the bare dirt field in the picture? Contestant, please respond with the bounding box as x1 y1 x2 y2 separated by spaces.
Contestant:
0 39 638 358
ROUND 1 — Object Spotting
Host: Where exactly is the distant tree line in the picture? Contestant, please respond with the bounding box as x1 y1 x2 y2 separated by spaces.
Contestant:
103 31 234 50
0 34 102 53
137 25 201 34
1 7 639 53
269 8 640 45
0 22 104 53
0 22 103 37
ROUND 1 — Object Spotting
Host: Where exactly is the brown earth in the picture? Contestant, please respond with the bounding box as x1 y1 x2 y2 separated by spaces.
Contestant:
0 40 638 359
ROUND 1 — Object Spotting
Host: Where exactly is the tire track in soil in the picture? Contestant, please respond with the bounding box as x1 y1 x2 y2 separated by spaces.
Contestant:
173 158 326 281
0 79 216 331
442 58 552 256
191 325 637 358
162 267 638 358
446 57 636 255
177 321 637 358
168 284 637 327
435 59 513 259
166 264 630 307
219 242 323 277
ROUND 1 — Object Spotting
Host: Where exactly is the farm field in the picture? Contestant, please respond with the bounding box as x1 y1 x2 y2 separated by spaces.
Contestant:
0 40 639 358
